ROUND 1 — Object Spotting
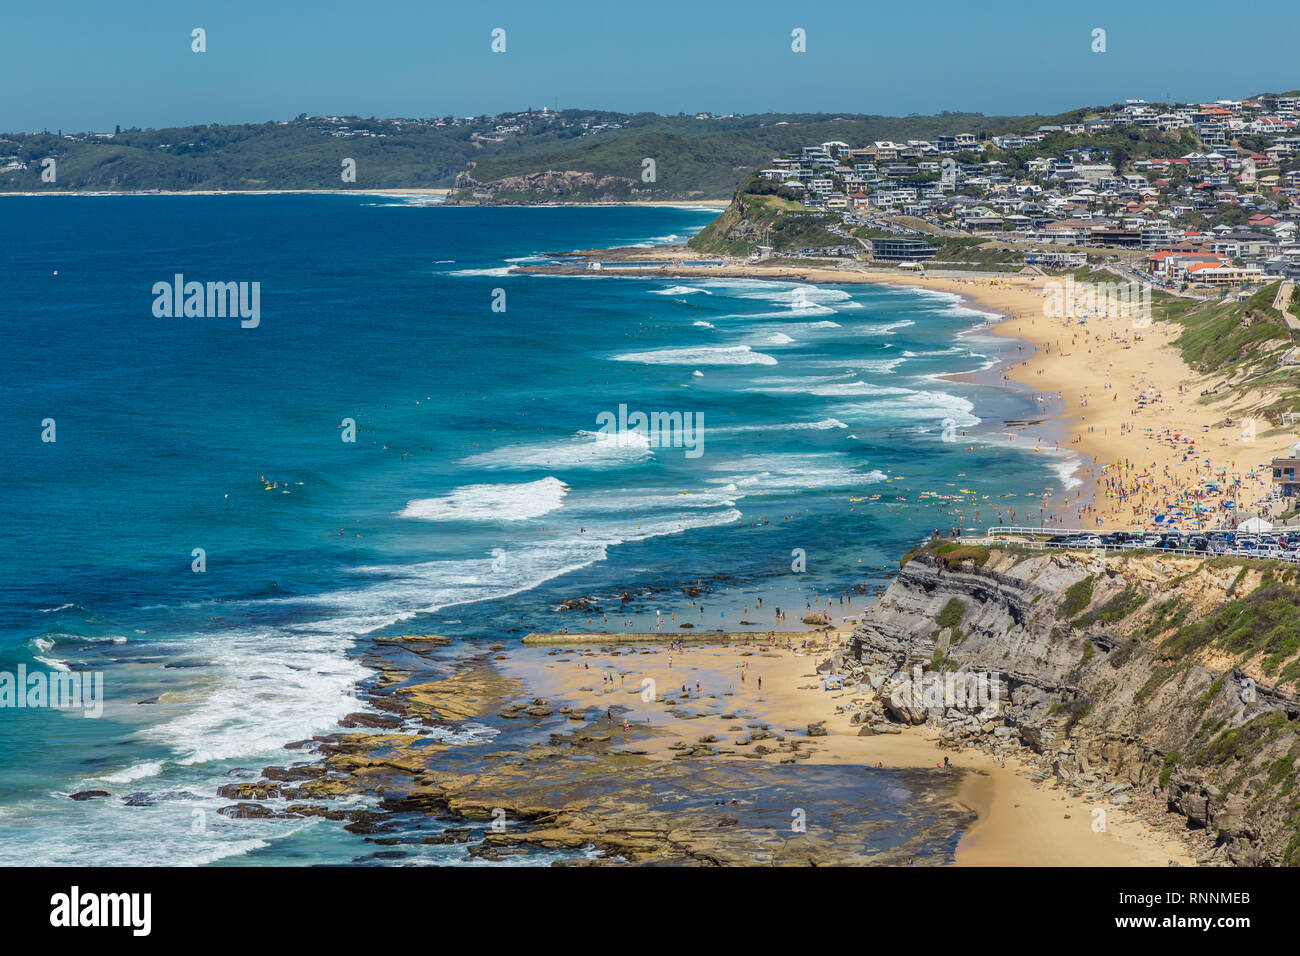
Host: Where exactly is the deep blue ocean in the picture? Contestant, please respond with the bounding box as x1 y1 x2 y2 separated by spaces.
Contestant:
0 195 1076 864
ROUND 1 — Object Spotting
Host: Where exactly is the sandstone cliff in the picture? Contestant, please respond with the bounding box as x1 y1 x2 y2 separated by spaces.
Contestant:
848 541 1300 865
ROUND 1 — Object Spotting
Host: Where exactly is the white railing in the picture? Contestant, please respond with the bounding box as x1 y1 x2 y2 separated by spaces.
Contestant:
954 529 1300 565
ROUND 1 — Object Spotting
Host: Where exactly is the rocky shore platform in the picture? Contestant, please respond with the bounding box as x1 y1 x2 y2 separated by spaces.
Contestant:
213 631 976 865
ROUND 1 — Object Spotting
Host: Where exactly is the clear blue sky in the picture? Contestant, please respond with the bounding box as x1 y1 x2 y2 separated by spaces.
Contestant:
4 0 1297 132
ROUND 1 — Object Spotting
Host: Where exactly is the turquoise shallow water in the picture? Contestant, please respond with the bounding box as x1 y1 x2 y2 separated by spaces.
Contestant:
0 196 1071 863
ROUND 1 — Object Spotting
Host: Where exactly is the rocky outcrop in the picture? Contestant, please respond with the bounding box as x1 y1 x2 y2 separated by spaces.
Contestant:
847 543 1300 866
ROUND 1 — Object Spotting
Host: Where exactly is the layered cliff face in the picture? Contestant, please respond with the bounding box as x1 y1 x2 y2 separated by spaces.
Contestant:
849 541 1300 866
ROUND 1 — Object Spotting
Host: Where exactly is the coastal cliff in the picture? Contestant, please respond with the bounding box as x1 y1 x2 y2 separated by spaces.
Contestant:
686 174 845 256
848 541 1300 865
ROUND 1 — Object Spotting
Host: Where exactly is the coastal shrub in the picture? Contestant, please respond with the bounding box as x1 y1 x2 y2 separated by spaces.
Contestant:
1135 660 1188 704
1268 756 1297 789
1080 643 1095 665
1228 566 1250 595
1141 598 1189 640
1108 636 1140 669
1062 696 1092 734
1279 657 1300 687
1170 585 1300 666
936 598 965 629
1062 576 1094 618
1195 711 1290 767
1175 281 1289 375
1075 587 1147 628
1194 717 1227 745
1159 751 1182 788
1283 828 1300 867
1194 678 1224 713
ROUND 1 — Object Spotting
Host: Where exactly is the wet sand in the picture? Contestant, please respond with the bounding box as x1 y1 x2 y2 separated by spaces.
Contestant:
498 631 1197 866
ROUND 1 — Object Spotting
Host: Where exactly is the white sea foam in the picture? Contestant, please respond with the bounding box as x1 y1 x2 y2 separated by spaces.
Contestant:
287 510 743 642
398 477 568 522
840 389 980 428
721 305 838 320
905 286 964 303
746 378 908 397
1052 455 1085 490
715 418 849 434
460 431 652 469
693 320 716 328
448 265 514 277
656 285 712 296
95 760 168 784
143 627 372 766
858 319 916 335
578 487 740 511
708 455 887 491
809 381 913 397
741 284 853 306
808 357 905 373
611 345 778 366
942 303 1003 321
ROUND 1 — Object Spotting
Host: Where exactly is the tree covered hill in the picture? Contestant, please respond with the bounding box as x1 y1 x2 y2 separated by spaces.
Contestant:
0 109 1033 198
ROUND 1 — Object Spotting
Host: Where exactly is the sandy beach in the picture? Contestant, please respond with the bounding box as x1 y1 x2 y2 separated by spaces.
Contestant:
544 252 1293 532
484 250 1290 864
500 628 1197 865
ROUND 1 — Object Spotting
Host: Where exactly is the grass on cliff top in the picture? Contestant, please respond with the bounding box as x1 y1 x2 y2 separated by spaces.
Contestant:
687 173 848 256
915 540 992 570
902 540 1044 570
1139 581 1300 693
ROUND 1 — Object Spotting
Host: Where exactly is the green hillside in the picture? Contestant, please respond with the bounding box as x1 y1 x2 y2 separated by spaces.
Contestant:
0 109 1034 197
455 112 1031 201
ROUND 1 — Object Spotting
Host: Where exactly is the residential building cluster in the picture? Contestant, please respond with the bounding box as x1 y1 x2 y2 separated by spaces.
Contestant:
756 95 1300 287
